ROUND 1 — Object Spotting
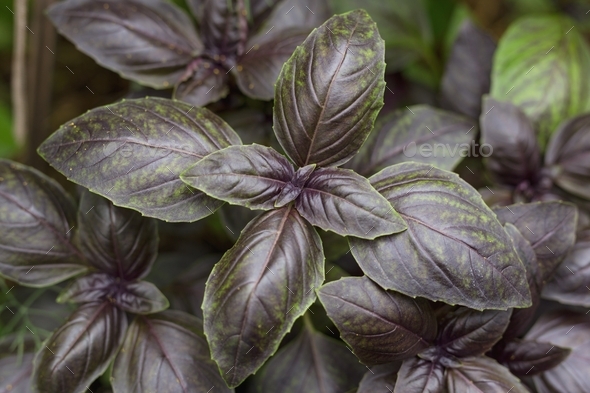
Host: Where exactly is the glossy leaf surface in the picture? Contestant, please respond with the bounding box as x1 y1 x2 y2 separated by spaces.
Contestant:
440 20 496 119
112 310 232 393
251 323 364 393
490 15 590 148
77 190 157 280
203 207 324 387
350 105 475 176
274 10 385 167
174 62 229 107
295 167 406 239
38 98 241 222
394 357 444 393
351 162 531 310
318 276 437 365
0 336 35 393
499 339 570 377
47 0 202 88
0 160 86 286
181 144 294 210
33 302 127 393
446 356 529 393
480 97 541 186
357 363 400 393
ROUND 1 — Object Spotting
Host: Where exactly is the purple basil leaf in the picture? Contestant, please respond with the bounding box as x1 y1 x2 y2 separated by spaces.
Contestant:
275 164 316 208
499 339 571 377
47 0 202 89
0 335 35 393
294 167 406 239
350 162 531 310
318 276 437 365
437 307 512 358
494 201 578 282
394 357 444 393
251 322 365 393
198 0 247 56
76 190 157 280
113 281 169 314
545 113 590 200
480 96 541 186
543 229 590 306
357 363 401 393
32 301 127 393
255 0 329 33
440 20 496 119
181 144 295 210
525 311 590 392
348 105 476 176
56 272 113 304
503 223 541 340
38 97 241 222
173 60 230 106
445 356 529 393
0 160 86 286
203 207 324 387
273 10 386 167
112 310 232 393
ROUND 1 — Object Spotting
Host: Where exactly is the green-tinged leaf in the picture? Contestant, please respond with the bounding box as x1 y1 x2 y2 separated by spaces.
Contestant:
543 229 590 306
446 356 529 393
112 310 232 393
349 105 476 176
76 189 158 280
437 308 511 358
526 311 590 392
203 207 324 387
0 335 35 393
440 20 496 119
357 363 400 393
329 0 432 72
274 10 386 167
47 0 203 89
38 97 242 222
318 276 437 365
480 96 541 186
394 357 444 393
545 113 590 200
181 144 294 210
32 302 127 393
490 15 590 148
0 160 86 286
295 167 406 238
351 162 531 310
174 61 229 106
494 201 577 282
250 322 364 393
497 339 570 377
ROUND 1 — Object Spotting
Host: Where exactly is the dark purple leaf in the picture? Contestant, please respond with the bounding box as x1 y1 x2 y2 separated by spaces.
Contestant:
251 322 365 393
295 167 406 239
275 164 316 208
76 190 157 280
545 113 590 200
480 97 541 186
350 162 531 310
445 356 529 393
203 207 324 387
318 276 437 365
47 0 202 88
0 160 86 286
181 144 294 210
525 311 590 392
273 10 386 167
494 201 578 282
32 302 127 393
173 60 229 106
0 335 35 393
543 229 590 306
115 281 171 315
112 310 232 393
349 105 476 176
56 272 113 304
440 20 496 119
255 0 329 33
437 307 511 358
394 357 444 393
499 339 570 377
38 97 241 222
357 363 401 393
198 0 247 57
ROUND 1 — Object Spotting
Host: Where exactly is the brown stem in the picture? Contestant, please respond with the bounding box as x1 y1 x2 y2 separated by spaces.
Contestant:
11 0 28 148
